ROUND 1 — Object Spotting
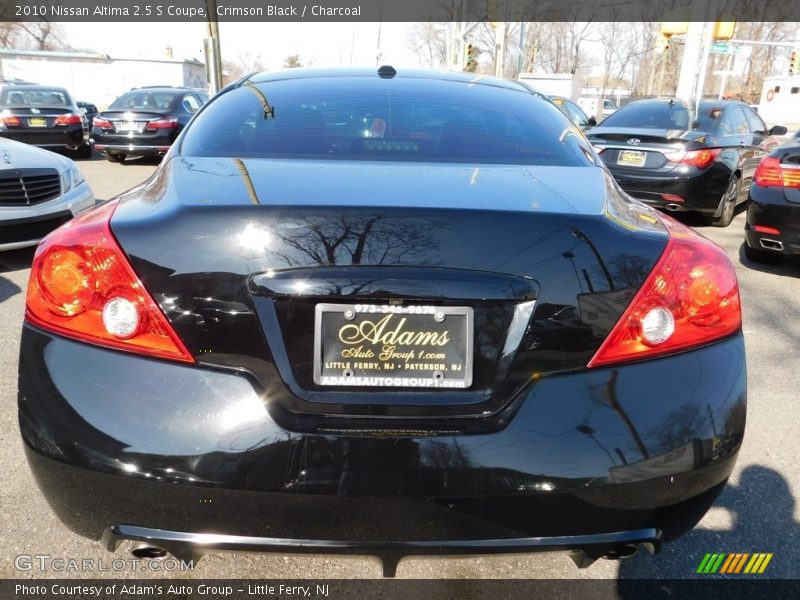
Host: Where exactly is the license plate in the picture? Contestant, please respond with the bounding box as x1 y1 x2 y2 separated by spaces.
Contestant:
314 304 473 388
617 150 646 167
120 121 138 132
28 117 47 127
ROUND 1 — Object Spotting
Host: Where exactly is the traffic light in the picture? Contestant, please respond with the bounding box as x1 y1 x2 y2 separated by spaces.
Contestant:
790 50 798 76
712 19 735 41
464 44 479 72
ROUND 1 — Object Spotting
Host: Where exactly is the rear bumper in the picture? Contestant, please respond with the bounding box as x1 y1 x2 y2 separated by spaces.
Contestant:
94 143 171 156
1 126 86 149
745 194 800 256
18 326 746 567
609 166 730 213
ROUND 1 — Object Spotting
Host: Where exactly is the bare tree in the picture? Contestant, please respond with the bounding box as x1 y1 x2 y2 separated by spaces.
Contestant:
283 54 303 69
406 22 447 68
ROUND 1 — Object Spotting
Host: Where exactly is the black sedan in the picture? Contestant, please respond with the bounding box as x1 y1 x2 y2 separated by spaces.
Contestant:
549 95 597 131
19 68 745 576
91 86 208 162
744 141 800 262
588 98 787 226
0 85 91 158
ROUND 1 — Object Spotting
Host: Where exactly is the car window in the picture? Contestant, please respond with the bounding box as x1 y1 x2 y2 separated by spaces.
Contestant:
719 107 749 136
182 94 202 113
0 88 70 107
110 91 180 111
564 100 589 127
743 107 767 134
181 78 594 166
600 101 690 129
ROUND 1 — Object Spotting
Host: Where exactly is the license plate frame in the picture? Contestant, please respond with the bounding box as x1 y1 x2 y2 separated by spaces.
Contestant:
617 150 646 167
313 303 473 389
27 117 47 127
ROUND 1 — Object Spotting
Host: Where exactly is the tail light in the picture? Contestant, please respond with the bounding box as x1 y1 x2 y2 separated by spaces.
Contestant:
54 113 83 126
25 202 194 363
92 117 113 129
754 156 800 188
145 118 178 131
3 116 21 126
664 148 721 169
589 216 741 368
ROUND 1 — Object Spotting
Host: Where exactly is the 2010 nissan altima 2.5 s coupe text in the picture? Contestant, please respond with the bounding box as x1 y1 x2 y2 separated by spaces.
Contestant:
18 67 746 576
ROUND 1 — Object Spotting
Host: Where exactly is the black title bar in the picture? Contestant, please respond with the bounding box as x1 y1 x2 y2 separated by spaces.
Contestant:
0 0 797 23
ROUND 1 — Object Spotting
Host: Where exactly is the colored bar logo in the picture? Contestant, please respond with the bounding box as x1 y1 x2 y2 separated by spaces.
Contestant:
696 553 773 574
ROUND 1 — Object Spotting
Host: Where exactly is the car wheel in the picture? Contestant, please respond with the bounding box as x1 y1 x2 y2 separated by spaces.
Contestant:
709 174 739 227
76 144 92 159
744 242 784 264
106 153 126 163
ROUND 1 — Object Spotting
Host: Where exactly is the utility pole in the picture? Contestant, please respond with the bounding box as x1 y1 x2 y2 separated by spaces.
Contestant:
204 0 223 93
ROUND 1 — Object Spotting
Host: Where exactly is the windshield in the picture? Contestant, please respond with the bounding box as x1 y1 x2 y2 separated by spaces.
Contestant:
109 91 180 111
180 77 594 166
1 88 71 107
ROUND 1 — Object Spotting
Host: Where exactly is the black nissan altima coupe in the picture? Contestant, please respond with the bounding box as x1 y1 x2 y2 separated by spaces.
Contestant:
744 140 800 263
588 98 786 227
19 68 745 576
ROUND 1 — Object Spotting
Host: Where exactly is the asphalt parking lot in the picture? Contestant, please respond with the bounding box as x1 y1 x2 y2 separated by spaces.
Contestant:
1 155 798 581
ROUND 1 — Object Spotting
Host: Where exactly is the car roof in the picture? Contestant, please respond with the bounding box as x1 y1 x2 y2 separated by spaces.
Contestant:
246 67 533 94
621 98 746 110
126 87 189 93
1 84 70 93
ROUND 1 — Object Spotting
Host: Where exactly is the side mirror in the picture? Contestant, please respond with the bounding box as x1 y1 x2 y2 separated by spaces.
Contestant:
587 116 597 127
769 125 788 136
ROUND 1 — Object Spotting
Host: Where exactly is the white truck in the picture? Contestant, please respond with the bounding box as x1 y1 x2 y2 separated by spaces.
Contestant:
516 73 582 100
576 98 619 122
757 75 800 132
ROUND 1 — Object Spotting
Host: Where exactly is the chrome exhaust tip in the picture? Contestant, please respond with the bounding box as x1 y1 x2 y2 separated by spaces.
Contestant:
663 203 682 212
759 238 784 252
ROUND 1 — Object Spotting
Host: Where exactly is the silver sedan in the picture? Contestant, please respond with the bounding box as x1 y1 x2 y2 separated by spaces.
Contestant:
0 137 95 251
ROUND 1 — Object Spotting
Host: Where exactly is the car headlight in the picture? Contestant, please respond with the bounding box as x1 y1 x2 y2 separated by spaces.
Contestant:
60 166 85 192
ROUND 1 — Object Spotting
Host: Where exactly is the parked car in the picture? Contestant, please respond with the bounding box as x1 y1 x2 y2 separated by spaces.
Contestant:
588 98 787 226
549 95 597 130
91 86 208 162
20 68 744 576
744 141 800 263
77 101 99 129
0 137 94 251
0 84 91 158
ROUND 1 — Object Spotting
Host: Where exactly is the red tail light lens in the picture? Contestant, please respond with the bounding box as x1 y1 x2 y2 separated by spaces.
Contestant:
26 202 194 363
664 148 721 169
54 113 83 126
92 117 113 129
3 116 21 126
589 216 741 368
754 156 800 188
145 118 178 131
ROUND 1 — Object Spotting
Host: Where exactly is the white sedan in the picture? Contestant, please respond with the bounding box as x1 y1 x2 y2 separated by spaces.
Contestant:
0 137 95 251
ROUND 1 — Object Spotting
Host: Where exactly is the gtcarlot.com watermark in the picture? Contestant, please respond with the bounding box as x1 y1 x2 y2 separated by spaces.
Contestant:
15 554 194 573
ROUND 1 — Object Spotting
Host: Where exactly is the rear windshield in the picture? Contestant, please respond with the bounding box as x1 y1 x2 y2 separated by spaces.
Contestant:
180 77 594 166
601 100 725 133
109 91 180 111
1 88 71 107
601 102 692 129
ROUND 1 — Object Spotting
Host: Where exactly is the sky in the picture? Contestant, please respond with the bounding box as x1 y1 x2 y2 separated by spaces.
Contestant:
58 22 423 70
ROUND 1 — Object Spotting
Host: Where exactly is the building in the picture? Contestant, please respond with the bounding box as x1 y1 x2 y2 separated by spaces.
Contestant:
0 49 207 108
